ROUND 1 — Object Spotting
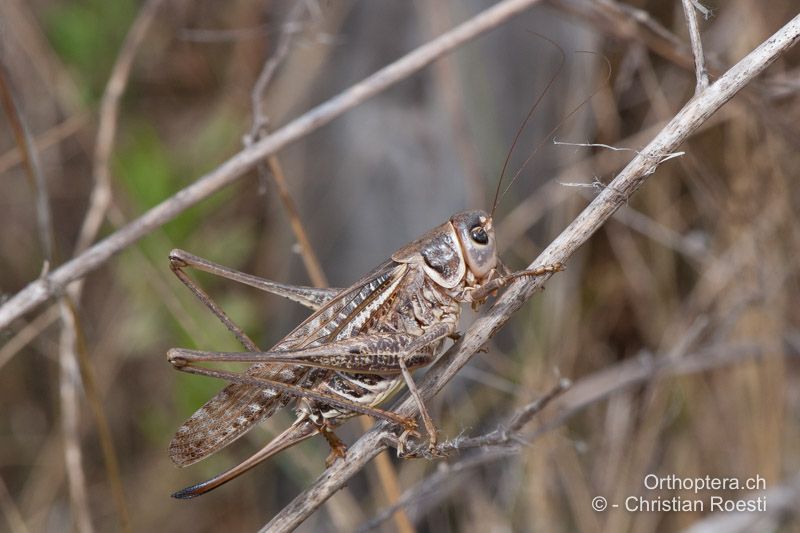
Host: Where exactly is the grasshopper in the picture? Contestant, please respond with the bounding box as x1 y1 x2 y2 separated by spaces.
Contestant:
166 39 576 498
166 35 592 498
167 208 563 498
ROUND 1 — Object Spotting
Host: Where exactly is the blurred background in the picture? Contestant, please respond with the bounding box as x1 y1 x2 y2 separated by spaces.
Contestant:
1 0 799 531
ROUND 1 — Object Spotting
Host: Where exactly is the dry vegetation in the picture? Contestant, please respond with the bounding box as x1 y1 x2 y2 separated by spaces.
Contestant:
0 1 799 532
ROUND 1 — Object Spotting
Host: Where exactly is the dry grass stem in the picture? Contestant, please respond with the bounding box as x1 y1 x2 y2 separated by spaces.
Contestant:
247 3 407 530
62 298 131 532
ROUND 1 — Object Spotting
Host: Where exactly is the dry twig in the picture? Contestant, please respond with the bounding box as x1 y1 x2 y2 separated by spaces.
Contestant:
681 0 709 93
75 0 165 255
1 56 97 533
358 339 763 531
54 4 165 531
58 302 94 533
0 60 55 264
0 113 88 175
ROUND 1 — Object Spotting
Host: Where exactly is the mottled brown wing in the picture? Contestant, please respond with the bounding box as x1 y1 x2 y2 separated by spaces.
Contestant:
169 362 304 466
169 260 408 466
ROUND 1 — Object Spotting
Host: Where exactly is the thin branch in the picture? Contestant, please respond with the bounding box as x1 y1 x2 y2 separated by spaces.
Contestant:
357 449 515 533
62 299 131 533
500 102 738 261
0 59 55 265
58 301 95 533
246 2 331 288
427 378 572 455
75 0 165 255
406 315 706 460
358 380 574 531
0 113 88 175
358 340 763 531
0 53 98 533
260 15 800 532
688 0 712 21
248 0 307 137
51 4 164 531
0 304 60 371
501 379 571 435
0 0 548 331
550 138 705 260
681 0 709 93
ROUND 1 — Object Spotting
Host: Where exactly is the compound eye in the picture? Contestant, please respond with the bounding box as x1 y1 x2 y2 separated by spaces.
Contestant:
470 226 489 245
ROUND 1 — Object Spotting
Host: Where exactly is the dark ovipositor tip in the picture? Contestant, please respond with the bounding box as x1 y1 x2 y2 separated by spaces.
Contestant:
171 481 208 499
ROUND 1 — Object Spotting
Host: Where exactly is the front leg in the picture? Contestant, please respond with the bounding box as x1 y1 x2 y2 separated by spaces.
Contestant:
468 262 565 304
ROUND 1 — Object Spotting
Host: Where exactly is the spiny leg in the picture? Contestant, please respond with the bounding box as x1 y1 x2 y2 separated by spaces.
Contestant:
169 345 434 446
168 358 419 433
167 327 452 370
398 355 438 452
169 253 259 352
469 262 565 303
169 325 453 450
170 248 340 310
169 248 345 350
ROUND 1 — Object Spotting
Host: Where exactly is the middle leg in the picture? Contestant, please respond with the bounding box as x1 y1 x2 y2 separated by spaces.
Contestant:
168 325 454 447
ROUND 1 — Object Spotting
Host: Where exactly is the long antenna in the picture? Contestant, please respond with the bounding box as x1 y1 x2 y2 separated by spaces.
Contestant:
496 53 612 209
491 46 613 217
491 32 565 219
